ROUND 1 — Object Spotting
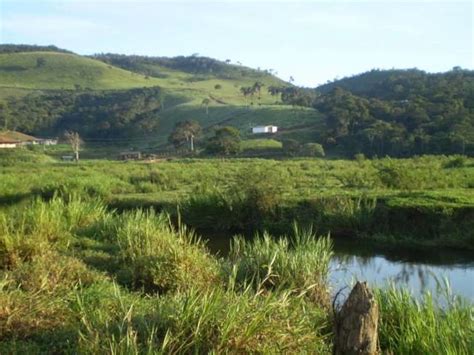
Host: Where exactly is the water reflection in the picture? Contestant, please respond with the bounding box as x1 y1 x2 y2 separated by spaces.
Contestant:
204 234 474 300
330 253 474 300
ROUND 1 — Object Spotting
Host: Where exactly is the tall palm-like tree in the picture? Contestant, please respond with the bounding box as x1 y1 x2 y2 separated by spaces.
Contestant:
201 98 211 116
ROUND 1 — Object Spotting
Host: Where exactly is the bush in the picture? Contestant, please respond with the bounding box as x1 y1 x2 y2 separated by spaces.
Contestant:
303 143 325 157
282 139 300 156
114 210 220 293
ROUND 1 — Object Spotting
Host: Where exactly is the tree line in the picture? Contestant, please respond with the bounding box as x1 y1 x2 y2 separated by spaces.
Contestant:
269 68 474 157
0 87 163 138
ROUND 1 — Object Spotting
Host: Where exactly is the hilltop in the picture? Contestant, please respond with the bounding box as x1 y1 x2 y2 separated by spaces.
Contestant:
0 45 472 156
0 45 323 145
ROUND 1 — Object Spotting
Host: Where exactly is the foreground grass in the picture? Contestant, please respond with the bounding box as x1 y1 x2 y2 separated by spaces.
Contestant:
1 153 473 249
0 197 472 353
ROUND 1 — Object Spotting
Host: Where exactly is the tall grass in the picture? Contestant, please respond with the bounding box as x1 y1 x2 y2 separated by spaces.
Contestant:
0 195 472 353
376 285 474 354
71 280 331 354
228 225 333 306
113 209 220 293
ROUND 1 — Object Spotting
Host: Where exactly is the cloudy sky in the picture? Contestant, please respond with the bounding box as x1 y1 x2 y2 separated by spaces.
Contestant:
1 0 472 86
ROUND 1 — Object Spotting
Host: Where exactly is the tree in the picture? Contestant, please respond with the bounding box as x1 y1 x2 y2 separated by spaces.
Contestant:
65 131 81 161
303 143 325 157
36 57 46 68
0 103 8 130
206 126 241 155
201 98 211 116
240 86 253 103
282 139 300 156
168 120 202 151
252 81 264 100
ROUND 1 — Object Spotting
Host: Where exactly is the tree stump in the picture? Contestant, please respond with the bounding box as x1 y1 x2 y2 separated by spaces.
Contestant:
334 281 379 355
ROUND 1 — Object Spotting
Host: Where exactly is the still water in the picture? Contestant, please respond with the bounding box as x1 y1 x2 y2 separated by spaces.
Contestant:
330 239 474 301
205 235 474 301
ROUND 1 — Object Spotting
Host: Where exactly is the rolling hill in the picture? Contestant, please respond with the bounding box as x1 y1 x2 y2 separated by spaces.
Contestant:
1 45 472 157
0 46 324 145
0 51 163 90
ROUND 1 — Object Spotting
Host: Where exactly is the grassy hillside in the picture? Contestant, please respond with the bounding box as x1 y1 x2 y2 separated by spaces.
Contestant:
0 52 163 90
0 48 327 146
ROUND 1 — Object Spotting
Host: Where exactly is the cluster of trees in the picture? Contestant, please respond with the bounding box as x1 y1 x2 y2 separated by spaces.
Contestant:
282 140 325 157
267 86 316 107
169 120 242 155
0 87 163 138
92 53 267 80
0 44 73 54
275 68 474 157
240 81 265 102
168 121 325 157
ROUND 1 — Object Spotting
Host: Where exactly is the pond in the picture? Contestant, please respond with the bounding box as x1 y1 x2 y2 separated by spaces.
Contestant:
204 235 474 301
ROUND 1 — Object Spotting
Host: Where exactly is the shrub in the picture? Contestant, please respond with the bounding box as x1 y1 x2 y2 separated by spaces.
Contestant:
114 210 220 293
303 143 325 157
282 139 300 156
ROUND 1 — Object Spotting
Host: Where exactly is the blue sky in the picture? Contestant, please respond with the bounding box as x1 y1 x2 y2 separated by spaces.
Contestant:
1 0 472 86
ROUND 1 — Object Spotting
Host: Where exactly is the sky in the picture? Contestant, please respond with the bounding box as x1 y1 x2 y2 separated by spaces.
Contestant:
1 0 472 86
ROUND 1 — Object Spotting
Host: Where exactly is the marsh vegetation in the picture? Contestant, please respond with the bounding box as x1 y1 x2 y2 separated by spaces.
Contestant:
0 153 473 353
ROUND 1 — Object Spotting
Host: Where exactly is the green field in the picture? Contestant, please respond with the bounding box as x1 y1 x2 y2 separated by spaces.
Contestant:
0 152 473 353
1 151 473 249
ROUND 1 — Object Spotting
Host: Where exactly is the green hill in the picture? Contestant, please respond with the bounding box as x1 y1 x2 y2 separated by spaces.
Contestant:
0 47 324 145
0 51 163 90
5 46 471 157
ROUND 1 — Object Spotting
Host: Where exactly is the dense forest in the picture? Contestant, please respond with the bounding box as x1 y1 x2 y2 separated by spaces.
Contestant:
0 87 162 138
275 68 474 156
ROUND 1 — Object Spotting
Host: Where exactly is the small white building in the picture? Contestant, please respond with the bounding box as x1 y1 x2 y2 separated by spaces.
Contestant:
37 138 58 146
252 125 278 134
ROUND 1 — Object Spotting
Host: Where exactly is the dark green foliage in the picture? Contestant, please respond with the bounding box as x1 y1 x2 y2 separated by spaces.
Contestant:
302 142 325 157
277 69 474 157
206 126 242 155
2 87 162 137
0 44 73 54
282 139 301 156
93 53 271 80
168 120 202 149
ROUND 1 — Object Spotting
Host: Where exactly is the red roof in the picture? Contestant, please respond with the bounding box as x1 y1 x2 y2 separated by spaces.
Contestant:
0 136 19 144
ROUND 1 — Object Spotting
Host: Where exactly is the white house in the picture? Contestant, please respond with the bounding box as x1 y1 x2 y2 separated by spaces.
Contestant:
252 125 278 134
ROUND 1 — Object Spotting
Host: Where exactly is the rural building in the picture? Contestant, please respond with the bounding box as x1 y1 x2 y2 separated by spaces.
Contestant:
37 138 58 145
0 131 58 147
252 125 278 134
0 136 19 148
119 151 142 160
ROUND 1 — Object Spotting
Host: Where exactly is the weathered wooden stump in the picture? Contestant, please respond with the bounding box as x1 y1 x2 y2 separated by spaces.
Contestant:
334 281 379 355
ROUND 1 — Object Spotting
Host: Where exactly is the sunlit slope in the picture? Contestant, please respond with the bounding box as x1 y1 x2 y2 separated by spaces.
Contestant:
0 50 326 142
0 52 163 90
